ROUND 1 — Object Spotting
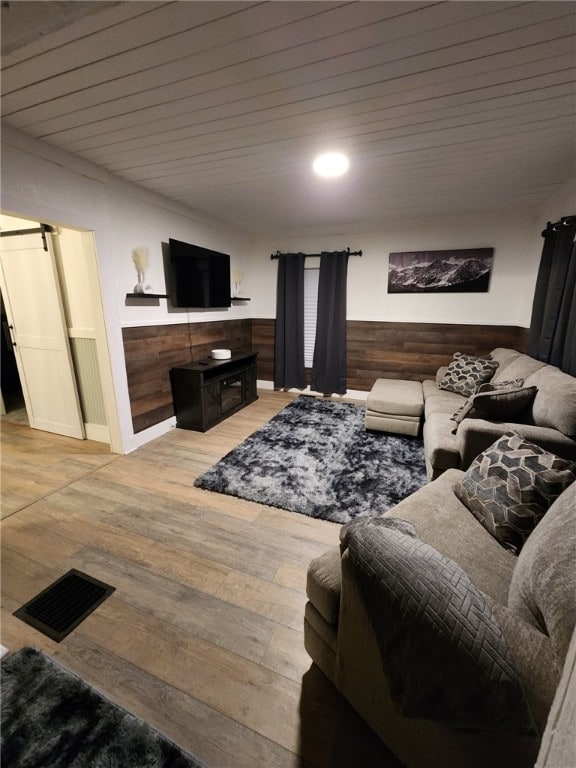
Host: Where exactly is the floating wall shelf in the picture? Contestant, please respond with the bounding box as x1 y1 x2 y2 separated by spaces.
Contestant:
126 293 169 299
231 297 251 302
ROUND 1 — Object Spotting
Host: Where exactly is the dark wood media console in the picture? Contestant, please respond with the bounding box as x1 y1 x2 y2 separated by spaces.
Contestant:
170 352 258 431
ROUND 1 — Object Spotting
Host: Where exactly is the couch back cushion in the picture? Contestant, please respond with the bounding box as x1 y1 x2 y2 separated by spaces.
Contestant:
508 482 576 666
491 352 546 384
489 348 523 374
524 365 576 437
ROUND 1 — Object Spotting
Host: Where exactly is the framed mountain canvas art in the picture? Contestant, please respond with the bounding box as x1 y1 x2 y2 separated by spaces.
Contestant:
388 248 494 293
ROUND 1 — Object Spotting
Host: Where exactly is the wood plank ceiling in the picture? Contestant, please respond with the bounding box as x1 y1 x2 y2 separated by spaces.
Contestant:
1 1 575 234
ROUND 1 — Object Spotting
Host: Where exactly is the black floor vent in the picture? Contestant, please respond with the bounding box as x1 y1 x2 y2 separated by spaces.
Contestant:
13 569 115 642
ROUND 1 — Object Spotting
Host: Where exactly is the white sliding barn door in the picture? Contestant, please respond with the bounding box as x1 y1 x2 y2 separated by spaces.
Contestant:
0 230 85 439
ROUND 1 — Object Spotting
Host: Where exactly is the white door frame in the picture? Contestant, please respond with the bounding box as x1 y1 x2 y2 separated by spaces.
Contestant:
0 226 85 439
80 230 123 453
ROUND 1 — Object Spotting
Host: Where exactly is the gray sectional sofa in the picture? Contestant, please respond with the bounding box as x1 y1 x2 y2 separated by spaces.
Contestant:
423 347 576 479
304 348 576 767
304 469 576 768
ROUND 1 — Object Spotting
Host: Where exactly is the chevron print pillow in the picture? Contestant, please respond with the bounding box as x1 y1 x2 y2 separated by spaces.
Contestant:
455 432 576 555
439 353 499 397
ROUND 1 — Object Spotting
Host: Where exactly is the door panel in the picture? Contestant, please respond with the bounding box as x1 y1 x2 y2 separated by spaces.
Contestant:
0 231 85 439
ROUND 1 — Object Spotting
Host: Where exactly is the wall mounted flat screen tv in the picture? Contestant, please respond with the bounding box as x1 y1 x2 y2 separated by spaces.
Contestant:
168 239 231 308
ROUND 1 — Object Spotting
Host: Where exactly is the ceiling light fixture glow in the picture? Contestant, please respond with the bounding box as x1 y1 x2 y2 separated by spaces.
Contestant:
313 152 350 178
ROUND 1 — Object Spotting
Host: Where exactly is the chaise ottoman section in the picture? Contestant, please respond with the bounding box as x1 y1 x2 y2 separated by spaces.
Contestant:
365 378 424 436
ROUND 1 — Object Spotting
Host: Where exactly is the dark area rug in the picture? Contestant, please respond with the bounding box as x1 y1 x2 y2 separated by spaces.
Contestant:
195 396 427 524
1 647 207 768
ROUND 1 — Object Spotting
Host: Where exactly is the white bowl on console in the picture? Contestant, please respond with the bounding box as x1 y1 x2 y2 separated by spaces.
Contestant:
211 349 232 360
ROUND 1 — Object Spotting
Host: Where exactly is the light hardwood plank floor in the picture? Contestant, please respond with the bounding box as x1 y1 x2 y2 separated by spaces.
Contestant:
0 391 403 768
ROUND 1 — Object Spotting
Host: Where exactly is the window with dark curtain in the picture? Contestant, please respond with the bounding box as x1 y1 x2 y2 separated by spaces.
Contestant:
528 217 576 375
312 251 349 395
274 253 306 389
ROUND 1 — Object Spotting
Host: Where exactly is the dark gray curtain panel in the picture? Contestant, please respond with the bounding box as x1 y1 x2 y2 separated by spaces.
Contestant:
528 220 576 375
274 252 306 389
312 251 349 395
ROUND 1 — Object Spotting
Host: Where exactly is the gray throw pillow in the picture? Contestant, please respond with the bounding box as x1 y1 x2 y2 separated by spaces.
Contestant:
472 386 537 421
439 353 499 397
450 384 536 433
454 432 576 555
477 378 525 393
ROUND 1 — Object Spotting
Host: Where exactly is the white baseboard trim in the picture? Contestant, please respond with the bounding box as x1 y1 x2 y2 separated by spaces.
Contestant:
256 380 369 401
126 416 177 453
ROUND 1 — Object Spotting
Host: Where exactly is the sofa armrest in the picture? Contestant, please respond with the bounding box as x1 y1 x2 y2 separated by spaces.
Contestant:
336 551 540 768
455 419 576 469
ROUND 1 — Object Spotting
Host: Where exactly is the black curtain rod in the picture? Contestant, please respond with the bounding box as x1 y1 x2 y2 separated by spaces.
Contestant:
542 215 576 236
270 247 362 260
0 223 54 251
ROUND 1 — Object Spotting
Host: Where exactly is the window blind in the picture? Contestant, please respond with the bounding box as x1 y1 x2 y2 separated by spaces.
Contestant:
304 267 319 368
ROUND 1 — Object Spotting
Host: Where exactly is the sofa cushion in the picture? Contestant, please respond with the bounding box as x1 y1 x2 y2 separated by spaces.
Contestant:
306 547 342 625
456 420 576 472
438 353 499 397
491 353 546 384
489 348 523 375
423 379 464 418
366 378 423 417
478 378 525 393
524 365 576 437
385 469 517 603
508 482 576 667
304 602 338 653
451 386 537 433
423 413 460 472
454 432 576 555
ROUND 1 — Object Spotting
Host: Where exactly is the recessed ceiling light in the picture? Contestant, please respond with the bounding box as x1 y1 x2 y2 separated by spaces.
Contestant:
313 152 350 178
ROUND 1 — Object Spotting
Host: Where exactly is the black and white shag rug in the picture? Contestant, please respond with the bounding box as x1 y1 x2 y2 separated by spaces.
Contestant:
1 647 207 768
194 397 427 524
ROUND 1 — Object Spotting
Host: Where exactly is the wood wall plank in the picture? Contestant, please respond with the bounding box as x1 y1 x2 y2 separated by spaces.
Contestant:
252 318 529 391
123 318 528 431
122 319 252 432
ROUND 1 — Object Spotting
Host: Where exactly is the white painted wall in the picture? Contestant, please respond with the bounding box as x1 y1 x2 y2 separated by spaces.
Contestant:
250 208 547 327
1 126 252 453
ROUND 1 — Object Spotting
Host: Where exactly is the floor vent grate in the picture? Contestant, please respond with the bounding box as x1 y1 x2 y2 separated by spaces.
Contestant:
13 569 115 642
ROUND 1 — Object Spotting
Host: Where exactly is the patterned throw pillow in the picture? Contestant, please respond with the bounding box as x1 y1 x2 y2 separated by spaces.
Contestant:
439 353 499 397
450 384 536 433
454 432 576 555
477 378 525 393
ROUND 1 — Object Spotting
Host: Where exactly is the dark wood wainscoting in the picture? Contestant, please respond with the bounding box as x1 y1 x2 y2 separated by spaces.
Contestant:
251 318 275 383
124 319 528 432
251 318 528 392
123 320 252 432
346 321 528 390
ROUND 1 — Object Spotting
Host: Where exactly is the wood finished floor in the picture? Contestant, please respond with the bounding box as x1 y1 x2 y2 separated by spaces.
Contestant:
0 391 403 768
